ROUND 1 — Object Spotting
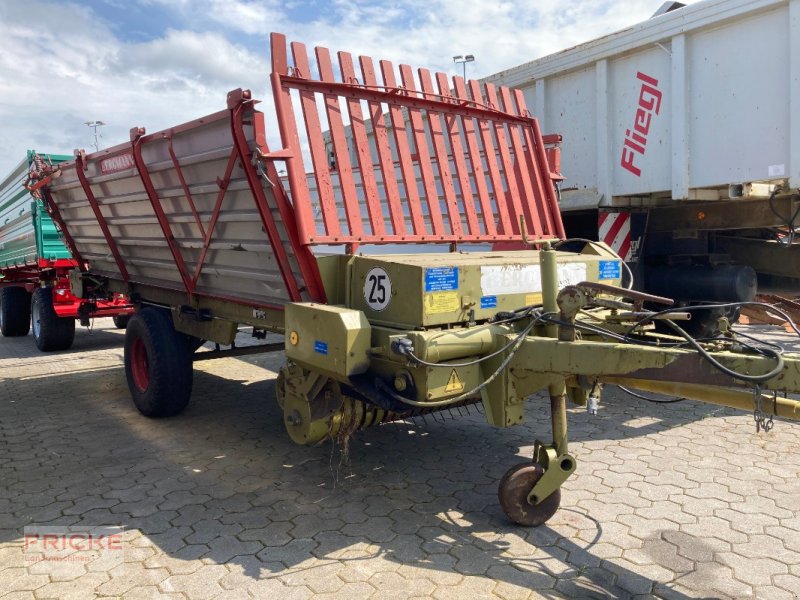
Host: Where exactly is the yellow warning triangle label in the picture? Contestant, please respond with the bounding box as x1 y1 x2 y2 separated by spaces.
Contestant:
445 369 464 393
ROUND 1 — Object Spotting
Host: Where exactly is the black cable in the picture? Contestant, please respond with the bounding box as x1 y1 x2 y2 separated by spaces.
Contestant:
625 301 800 338
402 307 540 368
386 315 543 408
552 237 635 290
617 385 685 404
405 317 538 368
768 188 800 247
661 319 784 383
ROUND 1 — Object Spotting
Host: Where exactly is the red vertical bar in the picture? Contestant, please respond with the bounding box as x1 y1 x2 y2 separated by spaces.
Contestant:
514 89 565 238
468 80 512 236
435 72 480 236
418 68 463 237
338 50 386 237
131 132 195 296
511 89 554 236
73 155 130 282
484 83 525 236
227 96 319 301
498 86 544 238
40 188 87 270
315 46 364 240
399 64 446 237
289 41 342 240
379 60 426 236
515 110 554 237
360 55 406 237
269 33 318 245
453 77 496 236
533 117 565 239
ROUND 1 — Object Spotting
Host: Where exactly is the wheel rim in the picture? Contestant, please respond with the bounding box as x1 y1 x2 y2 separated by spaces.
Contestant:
130 337 150 392
32 301 41 338
498 462 561 527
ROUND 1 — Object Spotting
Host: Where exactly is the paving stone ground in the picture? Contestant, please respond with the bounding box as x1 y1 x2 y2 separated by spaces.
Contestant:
1 320 799 599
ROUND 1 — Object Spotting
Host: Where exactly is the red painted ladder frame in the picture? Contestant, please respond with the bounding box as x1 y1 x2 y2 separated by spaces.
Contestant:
270 32 565 250
44 91 326 307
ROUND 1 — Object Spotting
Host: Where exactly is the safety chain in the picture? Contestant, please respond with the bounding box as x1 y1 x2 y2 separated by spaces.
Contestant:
752 385 774 433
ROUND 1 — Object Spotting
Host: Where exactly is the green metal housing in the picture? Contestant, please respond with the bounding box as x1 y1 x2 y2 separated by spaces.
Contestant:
0 151 72 273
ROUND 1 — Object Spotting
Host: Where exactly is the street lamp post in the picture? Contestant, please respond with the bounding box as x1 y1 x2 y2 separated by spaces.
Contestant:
453 54 475 80
84 120 106 152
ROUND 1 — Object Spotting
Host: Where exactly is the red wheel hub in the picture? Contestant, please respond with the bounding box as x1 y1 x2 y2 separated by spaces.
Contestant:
130 337 150 392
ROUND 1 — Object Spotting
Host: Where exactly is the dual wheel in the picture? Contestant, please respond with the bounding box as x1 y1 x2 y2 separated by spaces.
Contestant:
0 286 75 351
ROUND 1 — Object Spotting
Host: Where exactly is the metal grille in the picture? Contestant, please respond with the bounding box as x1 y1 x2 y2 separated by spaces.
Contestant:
270 32 565 248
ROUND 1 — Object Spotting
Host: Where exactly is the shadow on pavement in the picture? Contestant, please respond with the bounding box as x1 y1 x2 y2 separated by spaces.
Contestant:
0 348 744 598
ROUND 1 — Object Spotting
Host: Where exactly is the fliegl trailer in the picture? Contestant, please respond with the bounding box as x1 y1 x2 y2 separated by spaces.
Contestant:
483 0 800 333
0 151 132 351
31 33 800 525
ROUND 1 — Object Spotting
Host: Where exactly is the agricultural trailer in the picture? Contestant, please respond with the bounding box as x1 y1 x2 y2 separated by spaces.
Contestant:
0 151 132 351
484 0 800 334
31 33 800 525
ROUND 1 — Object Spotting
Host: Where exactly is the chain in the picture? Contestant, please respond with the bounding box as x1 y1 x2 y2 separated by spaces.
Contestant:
752 385 774 433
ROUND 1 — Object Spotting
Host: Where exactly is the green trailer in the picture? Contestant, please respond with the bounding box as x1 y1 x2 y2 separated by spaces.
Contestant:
0 152 132 350
0 151 73 270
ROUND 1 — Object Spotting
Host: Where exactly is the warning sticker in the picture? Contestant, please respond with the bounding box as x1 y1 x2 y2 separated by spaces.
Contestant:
425 291 460 314
524 293 539 306
445 369 464 393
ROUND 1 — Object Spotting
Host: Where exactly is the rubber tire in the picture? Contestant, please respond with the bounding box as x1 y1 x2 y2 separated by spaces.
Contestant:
0 287 31 337
112 314 131 329
31 288 76 351
498 462 561 526
124 308 193 417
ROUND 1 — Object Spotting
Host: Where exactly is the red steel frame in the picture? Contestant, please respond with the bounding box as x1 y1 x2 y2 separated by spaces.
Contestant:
0 257 132 320
38 33 567 314
2 184 133 320
124 92 325 304
41 92 327 307
269 32 566 248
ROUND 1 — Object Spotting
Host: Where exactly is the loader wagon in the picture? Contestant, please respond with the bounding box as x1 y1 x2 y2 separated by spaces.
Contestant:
31 33 800 525
0 151 132 351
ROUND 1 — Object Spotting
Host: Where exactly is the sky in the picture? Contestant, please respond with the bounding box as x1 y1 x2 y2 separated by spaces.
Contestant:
0 0 689 176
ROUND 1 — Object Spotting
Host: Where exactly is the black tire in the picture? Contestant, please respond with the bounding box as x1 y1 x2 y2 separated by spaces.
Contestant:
31 288 75 351
112 314 131 329
124 308 193 417
0 286 31 337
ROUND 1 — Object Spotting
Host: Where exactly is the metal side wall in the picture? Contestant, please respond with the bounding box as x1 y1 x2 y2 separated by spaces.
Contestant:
47 108 312 307
0 152 72 272
484 0 798 207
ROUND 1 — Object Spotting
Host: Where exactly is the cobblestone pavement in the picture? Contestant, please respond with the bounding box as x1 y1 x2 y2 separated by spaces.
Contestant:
1 321 799 600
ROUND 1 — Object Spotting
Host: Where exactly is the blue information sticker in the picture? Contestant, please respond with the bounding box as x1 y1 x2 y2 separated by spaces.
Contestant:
598 260 621 280
314 340 328 355
424 267 459 292
480 295 497 309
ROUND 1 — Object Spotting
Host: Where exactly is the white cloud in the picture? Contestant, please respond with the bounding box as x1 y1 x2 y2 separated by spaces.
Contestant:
0 0 684 176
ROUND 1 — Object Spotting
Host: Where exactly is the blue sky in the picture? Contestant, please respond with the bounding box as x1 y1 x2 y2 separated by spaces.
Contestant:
0 0 686 176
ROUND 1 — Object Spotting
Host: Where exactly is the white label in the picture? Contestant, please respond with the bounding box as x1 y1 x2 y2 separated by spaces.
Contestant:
363 267 392 311
768 164 785 177
558 263 588 288
481 263 587 296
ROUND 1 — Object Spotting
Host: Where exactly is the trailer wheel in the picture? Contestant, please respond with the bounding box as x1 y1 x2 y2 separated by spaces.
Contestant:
31 288 75 351
112 314 130 329
498 462 561 526
0 287 32 337
124 308 192 417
